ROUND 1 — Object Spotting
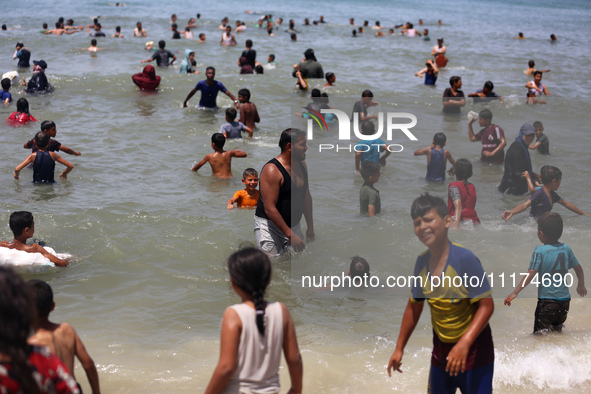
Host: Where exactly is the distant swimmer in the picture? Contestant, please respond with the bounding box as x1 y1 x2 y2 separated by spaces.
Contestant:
220 26 236 46
132 65 160 91
550 34 557 41
236 88 260 130
524 60 550 76
183 66 237 108
373 21 384 30
1 78 12 106
7 98 37 125
112 26 124 38
22 60 51 94
293 48 324 79
87 23 106 37
441 76 465 115
141 40 176 67
14 132 74 183
133 21 147 37
525 71 550 96
44 22 79 35
191 133 247 179
85 39 101 52
432 38 448 67
468 81 504 103
179 50 199 74
199 33 206 42
515 32 525 39
13 43 31 68
402 23 421 37
415 59 438 85
324 72 336 87
423 29 430 41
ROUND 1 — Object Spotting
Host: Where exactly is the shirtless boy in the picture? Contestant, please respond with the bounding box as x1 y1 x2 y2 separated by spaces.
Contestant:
0 211 69 267
192 133 247 179
236 88 260 129
27 279 100 393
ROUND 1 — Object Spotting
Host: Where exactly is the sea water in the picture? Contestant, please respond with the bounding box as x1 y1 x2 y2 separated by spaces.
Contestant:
1 0 591 392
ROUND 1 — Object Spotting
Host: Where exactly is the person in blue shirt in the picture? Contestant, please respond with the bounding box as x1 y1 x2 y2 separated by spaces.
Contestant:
183 67 237 108
0 78 12 106
505 212 587 333
354 120 391 173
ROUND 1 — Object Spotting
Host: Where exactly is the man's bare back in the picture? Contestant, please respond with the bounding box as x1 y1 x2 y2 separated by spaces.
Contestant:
239 102 260 130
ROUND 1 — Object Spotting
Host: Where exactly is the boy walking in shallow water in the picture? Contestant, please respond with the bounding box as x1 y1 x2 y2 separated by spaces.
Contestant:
27 279 101 393
192 133 246 179
504 212 586 333
388 194 494 393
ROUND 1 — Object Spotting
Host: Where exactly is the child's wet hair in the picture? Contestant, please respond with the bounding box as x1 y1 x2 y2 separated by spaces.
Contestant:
540 165 561 185
35 132 50 150
227 247 271 335
26 279 53 318
449 76 461 87
528 60 535 67
533 120 543 129
350 256 370 278
16 98 30 114
410 193 448 219
211 133 226 149
238 88 250 101
433 132 446 146
360 160 380 180
454 159 473 181
1 78 10 91
533 71 542 77
41 120 56 132
479 108 492 121
325 72 334 82
225 107 237 121
361 89 373 98
538 212 563 243
311 88 321 98
9 211 33 238
360 120 375 135
484 81 494 91
268 53 275 61
255 65 264 74
243 168 258 178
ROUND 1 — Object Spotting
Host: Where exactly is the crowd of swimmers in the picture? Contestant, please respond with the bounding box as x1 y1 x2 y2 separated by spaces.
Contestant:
0 9 585 394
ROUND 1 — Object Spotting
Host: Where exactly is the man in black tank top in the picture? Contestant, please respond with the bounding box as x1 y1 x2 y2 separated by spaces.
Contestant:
255 128 314 255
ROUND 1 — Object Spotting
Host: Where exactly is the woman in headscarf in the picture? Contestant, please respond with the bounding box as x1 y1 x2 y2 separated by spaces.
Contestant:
23 60 51 93
498 123 538 195
132 65 161 90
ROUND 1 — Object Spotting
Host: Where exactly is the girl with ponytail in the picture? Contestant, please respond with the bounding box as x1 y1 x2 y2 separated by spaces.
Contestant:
205 247 303 394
